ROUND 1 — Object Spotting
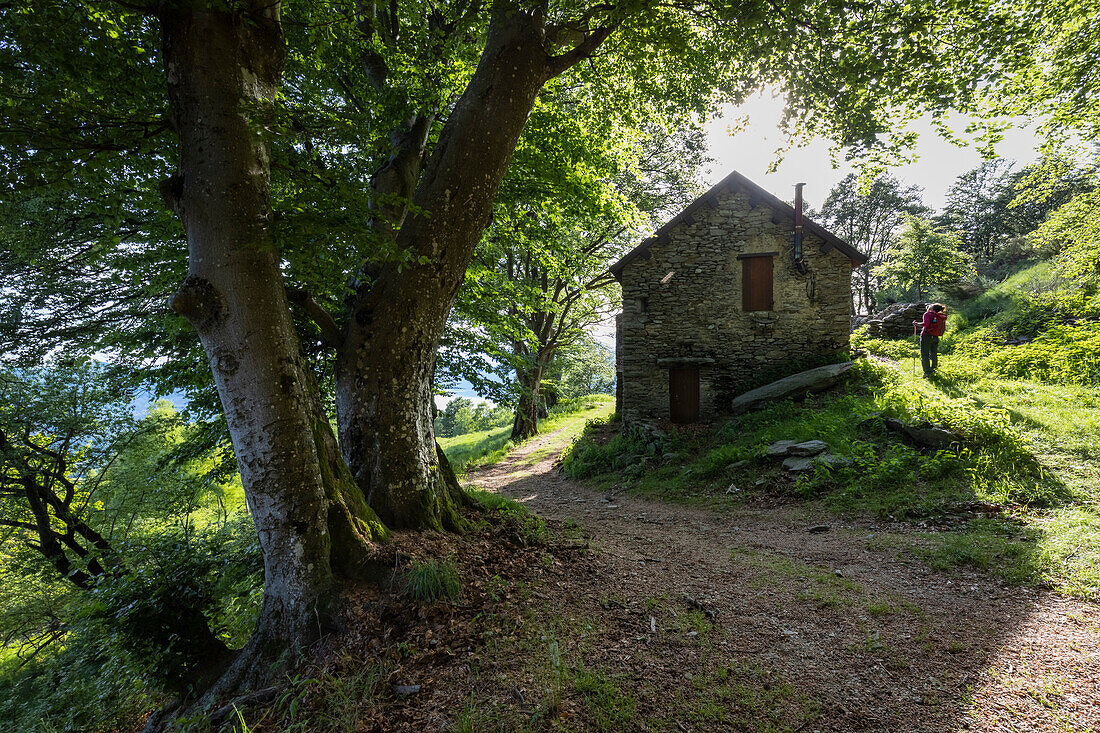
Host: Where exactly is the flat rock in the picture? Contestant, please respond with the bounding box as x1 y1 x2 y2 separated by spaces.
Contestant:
883 417 961 449
731 362 854 415
766 440 798 457
789 440 829 456
782 456 816 472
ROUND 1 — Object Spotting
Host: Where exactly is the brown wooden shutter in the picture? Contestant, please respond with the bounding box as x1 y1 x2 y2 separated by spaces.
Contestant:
742 256 773 311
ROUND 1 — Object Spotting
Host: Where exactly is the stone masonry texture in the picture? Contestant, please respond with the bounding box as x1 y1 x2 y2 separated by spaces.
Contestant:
618 187 855 423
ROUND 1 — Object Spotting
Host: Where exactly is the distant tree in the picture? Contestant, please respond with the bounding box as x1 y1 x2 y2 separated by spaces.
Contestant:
471 403 514 432
443 119 707 442
936 160 1019 261
936 156 1093 264
545 337 616 401
1032 190 1100 286
875 217 977 300
433 397 512 438
1005 154 1097 235
434 398 476 439
816 174 929 313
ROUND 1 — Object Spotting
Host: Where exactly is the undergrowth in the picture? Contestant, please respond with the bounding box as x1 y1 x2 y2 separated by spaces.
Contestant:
466 487 549 546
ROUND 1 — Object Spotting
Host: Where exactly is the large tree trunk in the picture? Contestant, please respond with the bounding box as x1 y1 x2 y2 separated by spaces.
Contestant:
511 366 543 441
511 345 553 441
337 9 551 528
158 1 381 698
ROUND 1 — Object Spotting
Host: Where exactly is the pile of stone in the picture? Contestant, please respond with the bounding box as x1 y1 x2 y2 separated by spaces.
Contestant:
766 440 851 473
853 302 926 340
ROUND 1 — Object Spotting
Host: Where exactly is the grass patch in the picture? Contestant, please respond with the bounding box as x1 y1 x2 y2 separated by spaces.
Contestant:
439 425 515 473
400 557 462 603
659 660 820 732
570 665 637 732
465 487 549 546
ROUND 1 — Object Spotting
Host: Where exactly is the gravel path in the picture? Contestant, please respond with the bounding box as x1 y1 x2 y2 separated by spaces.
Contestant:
466 427 1100 732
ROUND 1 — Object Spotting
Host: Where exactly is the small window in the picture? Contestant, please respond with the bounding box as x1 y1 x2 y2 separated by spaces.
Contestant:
741 255 773 312
637 297 649 313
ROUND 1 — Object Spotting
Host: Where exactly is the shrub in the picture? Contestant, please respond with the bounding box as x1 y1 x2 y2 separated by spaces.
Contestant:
560 420 648 480
980 322 1100 386
466 487 549 545
0 517 262 732
80 519 262 692
851 327 919 360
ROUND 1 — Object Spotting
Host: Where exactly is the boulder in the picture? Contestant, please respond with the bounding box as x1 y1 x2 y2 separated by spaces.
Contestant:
855 302 927 340
731 362 854 415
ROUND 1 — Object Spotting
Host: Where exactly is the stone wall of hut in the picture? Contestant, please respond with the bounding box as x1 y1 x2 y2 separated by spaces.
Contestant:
618 188 855 423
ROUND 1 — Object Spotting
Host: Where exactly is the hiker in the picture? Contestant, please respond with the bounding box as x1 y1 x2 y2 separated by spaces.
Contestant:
914 303 947 377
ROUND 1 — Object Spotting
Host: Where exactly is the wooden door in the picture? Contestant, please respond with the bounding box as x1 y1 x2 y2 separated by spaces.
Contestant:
669 367 700 424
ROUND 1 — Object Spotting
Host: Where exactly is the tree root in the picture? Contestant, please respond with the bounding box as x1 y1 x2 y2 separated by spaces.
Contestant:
142 604 328 732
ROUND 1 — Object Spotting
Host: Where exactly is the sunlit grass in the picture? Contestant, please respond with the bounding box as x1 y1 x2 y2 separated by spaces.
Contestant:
440 395 614 473
438 424 515 472
860 348 1100 600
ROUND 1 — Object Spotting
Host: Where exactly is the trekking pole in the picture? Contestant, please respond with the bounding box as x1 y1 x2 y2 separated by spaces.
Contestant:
912 323 919 376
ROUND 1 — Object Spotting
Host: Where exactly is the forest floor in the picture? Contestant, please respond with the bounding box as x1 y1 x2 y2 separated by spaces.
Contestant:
251 406 1100 733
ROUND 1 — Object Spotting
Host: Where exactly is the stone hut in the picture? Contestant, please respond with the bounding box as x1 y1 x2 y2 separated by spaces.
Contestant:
611 171 867 424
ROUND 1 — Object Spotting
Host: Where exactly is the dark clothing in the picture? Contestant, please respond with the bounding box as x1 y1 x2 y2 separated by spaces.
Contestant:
920 310 946 337
921 334 940 376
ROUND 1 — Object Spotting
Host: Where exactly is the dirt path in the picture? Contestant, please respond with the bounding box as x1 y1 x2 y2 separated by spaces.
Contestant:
466 428 1100 732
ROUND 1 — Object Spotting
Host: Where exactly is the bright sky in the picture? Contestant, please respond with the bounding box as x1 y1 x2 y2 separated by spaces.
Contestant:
703 90 1043 213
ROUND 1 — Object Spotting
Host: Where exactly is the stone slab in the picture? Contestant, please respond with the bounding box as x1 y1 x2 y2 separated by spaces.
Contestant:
789 440 829 456
766 440 798 457
731 362 854 415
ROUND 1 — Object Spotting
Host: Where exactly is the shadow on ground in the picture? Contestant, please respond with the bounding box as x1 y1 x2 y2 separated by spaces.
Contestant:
457 431 1100 732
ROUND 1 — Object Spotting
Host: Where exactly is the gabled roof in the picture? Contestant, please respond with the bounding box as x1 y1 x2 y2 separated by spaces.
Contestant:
610 170 868 279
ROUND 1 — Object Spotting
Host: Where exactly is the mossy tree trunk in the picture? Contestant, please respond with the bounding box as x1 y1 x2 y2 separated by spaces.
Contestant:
334 6 604 528
158 0 384 699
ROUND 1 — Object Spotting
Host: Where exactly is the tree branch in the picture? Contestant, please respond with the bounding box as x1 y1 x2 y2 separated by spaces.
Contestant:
545 22 619 78
286 288 343 347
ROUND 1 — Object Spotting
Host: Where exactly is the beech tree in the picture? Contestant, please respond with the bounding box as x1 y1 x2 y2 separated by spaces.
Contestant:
936 157 1094 263
450 116 706 440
